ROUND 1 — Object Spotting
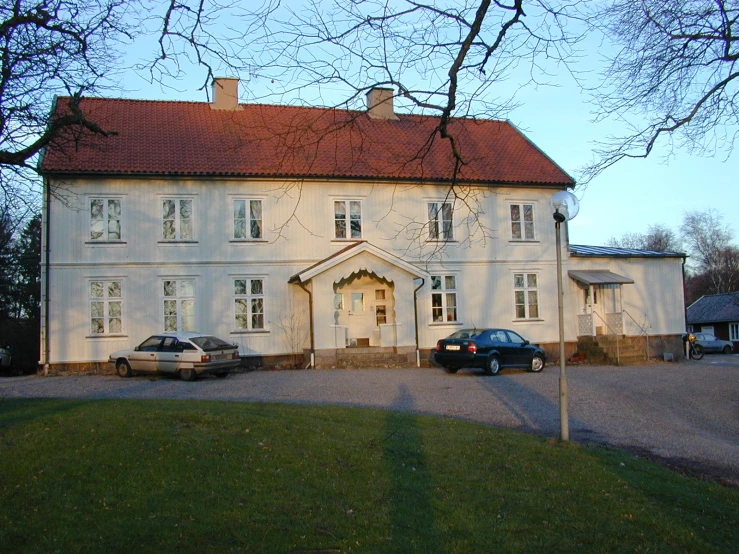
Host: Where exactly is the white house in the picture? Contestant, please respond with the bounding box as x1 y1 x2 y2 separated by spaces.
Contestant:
38 79 687 372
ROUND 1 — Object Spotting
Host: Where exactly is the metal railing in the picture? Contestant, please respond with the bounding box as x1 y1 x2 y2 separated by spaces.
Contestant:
623 310 651 360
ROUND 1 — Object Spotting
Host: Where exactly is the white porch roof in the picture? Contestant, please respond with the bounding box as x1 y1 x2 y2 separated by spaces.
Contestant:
568 269 634 285
289 241 429 284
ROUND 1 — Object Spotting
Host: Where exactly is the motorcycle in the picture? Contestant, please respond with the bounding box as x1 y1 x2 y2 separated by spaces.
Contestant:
682 333 704 360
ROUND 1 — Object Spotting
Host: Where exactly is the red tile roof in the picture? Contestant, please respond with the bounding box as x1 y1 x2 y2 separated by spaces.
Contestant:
40 97 574 185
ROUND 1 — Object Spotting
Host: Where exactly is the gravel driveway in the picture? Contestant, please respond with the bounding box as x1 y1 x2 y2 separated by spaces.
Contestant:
2 357 738 485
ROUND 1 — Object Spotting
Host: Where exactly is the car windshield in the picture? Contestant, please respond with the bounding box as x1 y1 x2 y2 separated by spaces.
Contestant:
189 335 234 351
447 329 482 340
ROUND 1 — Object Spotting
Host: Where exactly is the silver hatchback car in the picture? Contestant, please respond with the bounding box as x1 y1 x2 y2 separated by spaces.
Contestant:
109 332 241 381
693 333 734 354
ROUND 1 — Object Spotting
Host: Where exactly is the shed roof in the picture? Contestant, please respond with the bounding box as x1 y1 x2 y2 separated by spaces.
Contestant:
569 244 685 258
40 97 574 186
686 292 739 324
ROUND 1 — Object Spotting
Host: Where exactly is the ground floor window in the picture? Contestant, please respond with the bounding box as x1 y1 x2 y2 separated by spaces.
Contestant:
163 279 195 332
234 278 264 330
89 280 122 335
431 275 457 322
514 273 539 319
730 323 739 341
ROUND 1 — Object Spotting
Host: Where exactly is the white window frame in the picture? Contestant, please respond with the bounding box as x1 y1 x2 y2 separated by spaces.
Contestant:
730 323 739 341
333 199 363 240
514 272 540 320
430 275 458 323
162 278 196 332
160 197 196 241
89 197 124 242
233 277 265 331
510 202 536 241
427 201 454 241
89 279 124 335
233 198 263 240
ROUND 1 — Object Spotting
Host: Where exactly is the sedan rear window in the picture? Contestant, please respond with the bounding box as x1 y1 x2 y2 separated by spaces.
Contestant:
189 335 235 351
448 329 482 339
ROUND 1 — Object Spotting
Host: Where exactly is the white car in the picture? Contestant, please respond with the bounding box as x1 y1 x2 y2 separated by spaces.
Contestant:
109 332 240 381
0 345 10 368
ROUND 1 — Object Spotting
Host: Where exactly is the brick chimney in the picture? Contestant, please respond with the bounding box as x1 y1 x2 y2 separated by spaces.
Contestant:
366 87 398 120
211 77 240 110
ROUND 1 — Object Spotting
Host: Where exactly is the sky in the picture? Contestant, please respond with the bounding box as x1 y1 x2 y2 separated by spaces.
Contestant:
110 2 738 250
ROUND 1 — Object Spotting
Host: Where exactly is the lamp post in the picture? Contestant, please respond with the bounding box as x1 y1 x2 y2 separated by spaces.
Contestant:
550 190 579 442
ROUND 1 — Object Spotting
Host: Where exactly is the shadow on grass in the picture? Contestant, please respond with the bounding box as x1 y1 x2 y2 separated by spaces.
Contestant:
0 398 90 429
384 384 441 553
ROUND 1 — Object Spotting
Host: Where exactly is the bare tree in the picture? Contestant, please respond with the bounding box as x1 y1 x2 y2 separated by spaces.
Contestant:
606 223 681 251
0 0 269 209
583 0 739 180
680 209 739 295
242 0 584 246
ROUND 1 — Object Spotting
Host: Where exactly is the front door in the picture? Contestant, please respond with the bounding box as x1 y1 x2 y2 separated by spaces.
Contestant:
334 274 394 346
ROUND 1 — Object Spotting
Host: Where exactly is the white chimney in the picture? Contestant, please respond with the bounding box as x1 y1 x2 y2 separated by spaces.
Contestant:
211 77 240 110
366 87 398 120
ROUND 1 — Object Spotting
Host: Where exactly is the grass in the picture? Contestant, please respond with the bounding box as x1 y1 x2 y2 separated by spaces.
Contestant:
1 399 737 553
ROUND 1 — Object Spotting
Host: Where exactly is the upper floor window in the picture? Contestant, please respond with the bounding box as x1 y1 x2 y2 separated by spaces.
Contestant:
162 198 194 241
90 198 122 241
510 203 535 240
514 272 539 319
234 199 262 240
431 275 458 322
334 200 362 239
428 202 453 241
89 280 122 335
163 279 195 332
234 278 265 330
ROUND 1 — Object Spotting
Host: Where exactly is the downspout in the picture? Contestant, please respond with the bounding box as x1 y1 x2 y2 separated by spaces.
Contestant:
296 281 315 368
413 278 425 367
43 176 51 375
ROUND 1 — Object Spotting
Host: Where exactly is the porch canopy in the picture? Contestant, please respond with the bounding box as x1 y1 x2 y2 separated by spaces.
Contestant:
568 269 634 285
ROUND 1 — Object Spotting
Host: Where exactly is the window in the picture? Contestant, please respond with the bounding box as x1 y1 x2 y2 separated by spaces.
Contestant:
428 202 453 240
89 280 122 335
334 200 362 239
162 198 193 240
431 275 458 322
730 323 738 341
376 305 387 326
510 203 535 240
234 278 264 330
514 273 539 319
163 279 195 332
334 294 344 311
90 198 122 241
234 199 262 240
351 293 364 312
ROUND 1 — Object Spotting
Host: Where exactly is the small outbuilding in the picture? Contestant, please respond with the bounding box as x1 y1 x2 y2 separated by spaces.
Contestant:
687 292 739 349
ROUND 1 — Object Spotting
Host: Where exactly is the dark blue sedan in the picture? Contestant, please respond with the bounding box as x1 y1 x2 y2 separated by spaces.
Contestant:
434 328 546 375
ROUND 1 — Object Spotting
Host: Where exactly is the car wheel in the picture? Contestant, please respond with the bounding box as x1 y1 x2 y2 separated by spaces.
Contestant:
444 366 458 374
723 345 732 354
116 360 133 378
530 355 545 373
179 367 197 381
215 370 229 378
485 356 500 376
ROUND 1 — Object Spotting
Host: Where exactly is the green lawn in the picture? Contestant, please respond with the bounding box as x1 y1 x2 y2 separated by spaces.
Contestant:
1 399 737 553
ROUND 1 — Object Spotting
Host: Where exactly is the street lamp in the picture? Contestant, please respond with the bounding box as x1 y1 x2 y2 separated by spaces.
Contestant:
550 190 579 442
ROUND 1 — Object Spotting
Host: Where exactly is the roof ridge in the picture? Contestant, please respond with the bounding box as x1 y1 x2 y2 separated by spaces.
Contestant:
64 95 510 124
